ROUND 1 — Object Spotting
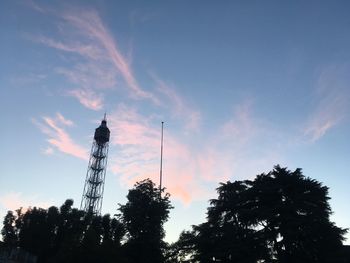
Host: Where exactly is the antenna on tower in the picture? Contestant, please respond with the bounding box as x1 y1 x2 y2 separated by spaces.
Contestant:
159 121 164 197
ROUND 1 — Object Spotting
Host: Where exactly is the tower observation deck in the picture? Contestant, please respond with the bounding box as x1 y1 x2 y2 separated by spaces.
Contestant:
80 115 110 215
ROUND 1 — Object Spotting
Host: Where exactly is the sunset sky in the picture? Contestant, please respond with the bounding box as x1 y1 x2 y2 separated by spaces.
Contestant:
1 0 350 243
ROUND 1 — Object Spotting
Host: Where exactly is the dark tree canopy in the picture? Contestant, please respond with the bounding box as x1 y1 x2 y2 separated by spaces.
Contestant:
0 200 125 263
1 168 347 263
172 166 347 263
118 178 173 263
0 179 173 263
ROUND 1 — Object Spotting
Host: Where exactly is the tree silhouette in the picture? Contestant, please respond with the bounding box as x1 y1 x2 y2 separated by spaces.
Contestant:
247 166 347 262
118 178 173 263
1 211 17 247
1 169 347 263
0 200 126 263
176 166 347 263
175 181 267 262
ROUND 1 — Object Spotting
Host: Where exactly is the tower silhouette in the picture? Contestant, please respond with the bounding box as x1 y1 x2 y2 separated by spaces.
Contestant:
80 115 110 215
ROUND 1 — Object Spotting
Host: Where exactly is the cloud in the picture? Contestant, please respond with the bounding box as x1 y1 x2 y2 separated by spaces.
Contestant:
62 10 159 103
68 89 104 111
43 147 54 155
0 192 51 212
56 112 74 126
107 105 202 203
106 101 281 204
29 6 286 205
35 36 102 60
33 113 88 160
304 64 350 142
34 8 160 109
152 73 201 132
25 0 47 14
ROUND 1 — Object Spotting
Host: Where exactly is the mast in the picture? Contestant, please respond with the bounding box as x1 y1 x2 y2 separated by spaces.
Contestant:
159 121 164 196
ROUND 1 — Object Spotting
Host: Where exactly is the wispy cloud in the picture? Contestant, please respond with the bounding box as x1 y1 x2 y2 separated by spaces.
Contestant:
62 10 159 103
107 102 282 204
29 6 285 204
0 192 51 212
34 8 159 109
67 89 104 111
25 0 47 14
152 73 201 132
304 64 350 142
108 105 204 203
43 146 54 155
35 36 102 60
56 112 74 126
33 113 88 160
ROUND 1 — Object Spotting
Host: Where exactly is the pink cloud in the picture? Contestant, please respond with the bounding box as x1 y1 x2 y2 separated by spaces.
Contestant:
108 105 203 203
34 113 88 160
0 192 51 212
106 102 276 204
56 112 74 126
304 117 339 142
68 89 104 111
304 65 350 142
56 63 117 90
34 9 159 110
62 10 159 104
152 73 201 132
25 0 47 14
43 147 54 155
35 36 102 60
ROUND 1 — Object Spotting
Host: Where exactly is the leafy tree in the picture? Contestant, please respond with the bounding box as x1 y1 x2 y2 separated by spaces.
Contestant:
1 211 17 246
118 178 173 263
1 199 125 263
166 231 198 263
176 166 347 263
248 166 347 262
178 181 267 263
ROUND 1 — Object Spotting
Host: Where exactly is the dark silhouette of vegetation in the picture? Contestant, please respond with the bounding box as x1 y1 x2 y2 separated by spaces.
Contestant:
170 166 347 263
118 179 173 263
1 199 125 262
1 167 348 262
1 179 171 263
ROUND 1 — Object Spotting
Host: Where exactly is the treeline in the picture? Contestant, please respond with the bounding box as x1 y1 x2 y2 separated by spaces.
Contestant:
1 166 348 263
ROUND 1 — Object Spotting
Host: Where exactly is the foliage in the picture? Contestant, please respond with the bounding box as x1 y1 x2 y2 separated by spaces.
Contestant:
1 168 347 263
118 178 173 263
1 179 172 263
1 200 125 263
174 166 347 263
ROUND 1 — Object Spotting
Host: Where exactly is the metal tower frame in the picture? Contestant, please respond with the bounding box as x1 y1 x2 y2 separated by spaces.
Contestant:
80 115 110 215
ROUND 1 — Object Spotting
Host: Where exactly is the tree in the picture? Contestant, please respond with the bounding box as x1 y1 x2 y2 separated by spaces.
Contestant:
176 166 347 263
1 211 17 246
0 199 126 263
177 181 268 263
248 166 347 262
118 178 173 263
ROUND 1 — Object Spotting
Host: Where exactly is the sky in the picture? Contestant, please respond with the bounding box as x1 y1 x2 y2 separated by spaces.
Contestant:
0 0 350 244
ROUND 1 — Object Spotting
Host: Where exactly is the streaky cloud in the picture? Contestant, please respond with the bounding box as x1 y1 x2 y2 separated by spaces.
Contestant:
68 89 104 111
304 64 350 142
106 102 283 204
0 192 51 212
62 10 159 104
151 73 201 132
33 113 88 160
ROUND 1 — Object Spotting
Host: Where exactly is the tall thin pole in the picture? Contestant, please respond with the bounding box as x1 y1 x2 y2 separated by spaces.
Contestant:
159 121 164 196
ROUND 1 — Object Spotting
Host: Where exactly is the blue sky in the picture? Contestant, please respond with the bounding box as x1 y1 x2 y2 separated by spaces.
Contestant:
0 0 349 243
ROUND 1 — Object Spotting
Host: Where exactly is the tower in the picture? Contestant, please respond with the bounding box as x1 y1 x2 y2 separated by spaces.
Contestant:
80 115 110 215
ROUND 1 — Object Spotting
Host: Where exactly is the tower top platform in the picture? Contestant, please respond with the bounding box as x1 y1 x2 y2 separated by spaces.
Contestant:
94 116 110 144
